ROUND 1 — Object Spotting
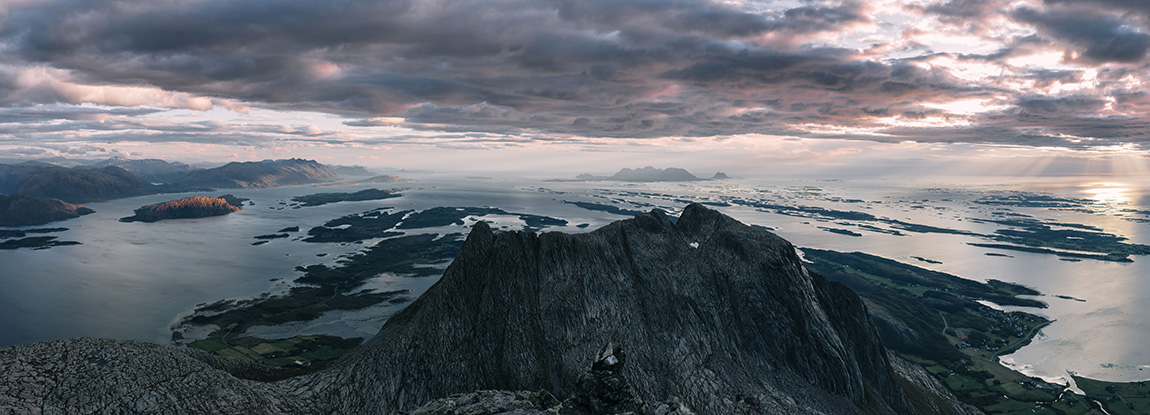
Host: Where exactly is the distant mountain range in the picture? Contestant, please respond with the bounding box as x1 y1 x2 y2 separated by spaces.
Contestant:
174 158 341 189
0 158 344 226
573 166 730 182
93 156 197 183
0 163 198 203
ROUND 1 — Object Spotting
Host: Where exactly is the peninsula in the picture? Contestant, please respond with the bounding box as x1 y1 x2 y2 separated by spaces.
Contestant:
0 194 94 226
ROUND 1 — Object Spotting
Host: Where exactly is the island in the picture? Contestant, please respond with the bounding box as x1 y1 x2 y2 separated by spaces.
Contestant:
289 188 402 207
314 175 405 188
120 196 242 223
563 166 723 182
0 236 82 250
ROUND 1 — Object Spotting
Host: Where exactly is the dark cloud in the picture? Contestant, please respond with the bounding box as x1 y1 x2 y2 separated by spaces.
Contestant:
1014 7 1150 63
1044 0 1150 16
9 147 47 155
919 0 1001 19
0 107 163 124
1017 96 1107 115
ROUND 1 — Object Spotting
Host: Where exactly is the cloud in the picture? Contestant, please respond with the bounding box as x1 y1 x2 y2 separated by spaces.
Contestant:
0 0 1148 151
1014 6 1150 63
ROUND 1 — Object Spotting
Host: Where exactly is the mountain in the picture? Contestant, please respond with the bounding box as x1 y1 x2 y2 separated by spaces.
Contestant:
92 156 198 183
0 195 94 226
174 158 340 188
0 163 210 204
0 164 162 203
573 167 712 182
330 165 374 176
309 204 918 414
710 172 730 179
119 196 242 223
0 205 975 414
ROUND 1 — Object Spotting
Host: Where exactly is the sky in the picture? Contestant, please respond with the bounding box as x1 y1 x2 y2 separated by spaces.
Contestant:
2 0 1150 176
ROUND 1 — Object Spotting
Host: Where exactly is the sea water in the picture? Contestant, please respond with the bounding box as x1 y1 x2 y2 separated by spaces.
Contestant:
0 173 1146 385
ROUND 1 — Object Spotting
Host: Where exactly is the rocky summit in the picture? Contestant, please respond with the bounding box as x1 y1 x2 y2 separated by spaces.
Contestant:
0 204 979 414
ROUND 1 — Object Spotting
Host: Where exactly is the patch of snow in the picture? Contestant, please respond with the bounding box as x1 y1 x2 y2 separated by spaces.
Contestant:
689 242 700 249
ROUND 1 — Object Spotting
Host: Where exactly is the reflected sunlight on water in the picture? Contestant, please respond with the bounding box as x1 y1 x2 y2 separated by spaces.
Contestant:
1083 182 1132 207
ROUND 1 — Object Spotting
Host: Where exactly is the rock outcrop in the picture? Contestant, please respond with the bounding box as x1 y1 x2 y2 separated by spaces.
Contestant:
0 194 94 226
0 204 979 414
0 338 306 414
174 159 339 189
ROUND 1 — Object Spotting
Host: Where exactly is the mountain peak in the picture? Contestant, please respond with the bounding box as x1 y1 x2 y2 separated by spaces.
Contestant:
313 204 909 414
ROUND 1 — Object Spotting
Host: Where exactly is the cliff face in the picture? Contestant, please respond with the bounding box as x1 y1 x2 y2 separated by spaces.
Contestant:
306 204 907 414
0 204 977 415
0 194 94 226
174 159 339 188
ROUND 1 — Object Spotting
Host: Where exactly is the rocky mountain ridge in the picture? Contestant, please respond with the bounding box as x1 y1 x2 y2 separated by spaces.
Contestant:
0 205 977 414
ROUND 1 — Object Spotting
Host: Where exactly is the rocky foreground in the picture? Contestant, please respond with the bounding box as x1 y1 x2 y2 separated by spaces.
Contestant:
0 204 981 414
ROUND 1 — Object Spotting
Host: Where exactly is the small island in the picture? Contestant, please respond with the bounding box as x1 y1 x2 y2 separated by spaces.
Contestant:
290 188 402 207
561 166 726 182
120 196 242 223
216 194 250 208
